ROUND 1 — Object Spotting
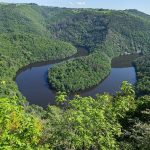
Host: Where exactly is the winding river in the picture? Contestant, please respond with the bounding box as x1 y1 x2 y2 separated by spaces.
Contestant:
16 48 139 108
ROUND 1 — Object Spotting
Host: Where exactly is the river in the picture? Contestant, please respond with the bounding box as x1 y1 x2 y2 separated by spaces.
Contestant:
16 48 139 107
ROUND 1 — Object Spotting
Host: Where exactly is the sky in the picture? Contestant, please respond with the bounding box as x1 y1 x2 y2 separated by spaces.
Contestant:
0 0 150 15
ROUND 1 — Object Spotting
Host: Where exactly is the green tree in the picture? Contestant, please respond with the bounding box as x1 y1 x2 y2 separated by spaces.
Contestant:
0 97 42 149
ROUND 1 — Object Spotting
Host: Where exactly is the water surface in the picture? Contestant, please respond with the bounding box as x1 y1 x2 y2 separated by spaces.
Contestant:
16 51 139 107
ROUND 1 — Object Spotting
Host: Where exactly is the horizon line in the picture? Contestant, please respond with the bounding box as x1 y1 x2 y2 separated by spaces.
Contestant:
0 2 150 15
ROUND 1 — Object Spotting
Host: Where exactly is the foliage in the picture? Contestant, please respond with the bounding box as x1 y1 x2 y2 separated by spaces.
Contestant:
119 95 150 150
55 91 67 105
0 81 139 150
36 82 136 149
48 51 111 92
50 11 109 49
0 97 42 149
134 55 150 96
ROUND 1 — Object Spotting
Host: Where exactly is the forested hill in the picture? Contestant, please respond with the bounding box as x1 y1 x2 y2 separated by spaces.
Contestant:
0 3 150 149
125 9 150 21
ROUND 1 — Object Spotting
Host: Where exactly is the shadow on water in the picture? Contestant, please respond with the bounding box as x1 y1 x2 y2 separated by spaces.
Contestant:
16 48 140 108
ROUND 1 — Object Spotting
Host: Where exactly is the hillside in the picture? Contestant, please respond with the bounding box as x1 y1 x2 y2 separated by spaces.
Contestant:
0 3 150 149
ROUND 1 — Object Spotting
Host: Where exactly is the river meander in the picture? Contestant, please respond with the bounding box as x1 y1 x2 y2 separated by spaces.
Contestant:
16 48 139 107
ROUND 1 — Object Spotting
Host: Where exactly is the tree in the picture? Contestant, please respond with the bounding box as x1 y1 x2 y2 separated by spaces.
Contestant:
0 97 42 149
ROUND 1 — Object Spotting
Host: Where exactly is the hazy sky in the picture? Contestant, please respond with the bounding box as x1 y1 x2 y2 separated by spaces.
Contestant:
0 0 150 15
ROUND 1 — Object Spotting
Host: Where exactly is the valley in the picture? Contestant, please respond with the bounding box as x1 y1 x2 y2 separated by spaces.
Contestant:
0 3 150 149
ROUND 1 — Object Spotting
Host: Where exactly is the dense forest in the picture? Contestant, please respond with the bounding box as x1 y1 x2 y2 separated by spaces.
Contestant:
48 51 111 92
134 55 150 95
0 3 150 149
